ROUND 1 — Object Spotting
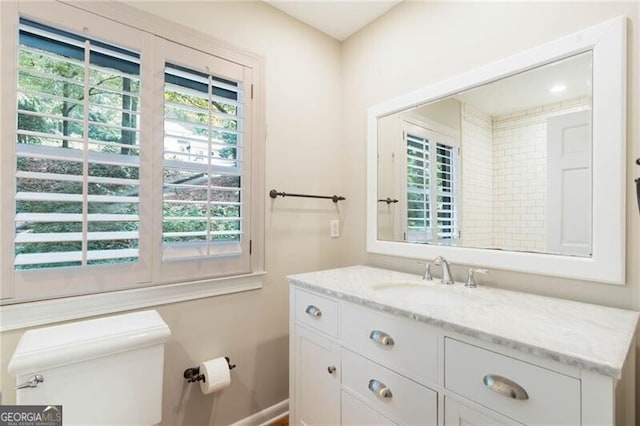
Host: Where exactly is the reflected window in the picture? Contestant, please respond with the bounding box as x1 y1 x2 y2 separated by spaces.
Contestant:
405 132 458 243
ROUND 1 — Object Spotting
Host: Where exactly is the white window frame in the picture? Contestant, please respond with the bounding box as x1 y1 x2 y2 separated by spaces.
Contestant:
0 0 265 316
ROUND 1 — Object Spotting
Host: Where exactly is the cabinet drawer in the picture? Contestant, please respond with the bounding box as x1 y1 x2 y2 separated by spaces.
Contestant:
444 338 580 425
342 348 438 425
444 396 521 426
342 391 396 426
341 302 438 386
295 289 338 337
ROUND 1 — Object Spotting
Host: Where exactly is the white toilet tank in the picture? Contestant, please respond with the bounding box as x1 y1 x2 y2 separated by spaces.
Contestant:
8 310 171 426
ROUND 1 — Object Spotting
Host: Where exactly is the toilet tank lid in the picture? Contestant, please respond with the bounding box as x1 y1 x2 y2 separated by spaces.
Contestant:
8 310 171 376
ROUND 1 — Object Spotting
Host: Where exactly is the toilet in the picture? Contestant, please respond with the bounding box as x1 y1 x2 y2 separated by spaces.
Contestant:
8 310 171 425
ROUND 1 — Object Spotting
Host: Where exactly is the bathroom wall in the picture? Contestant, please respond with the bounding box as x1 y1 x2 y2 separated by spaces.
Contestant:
491 97 591 252
0 1 344 424
459 97 592 252
341 0 640 404
460 103 494 248
491 103 548 252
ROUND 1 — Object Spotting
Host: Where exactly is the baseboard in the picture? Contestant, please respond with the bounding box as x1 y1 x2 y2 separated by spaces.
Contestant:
230 399 289 426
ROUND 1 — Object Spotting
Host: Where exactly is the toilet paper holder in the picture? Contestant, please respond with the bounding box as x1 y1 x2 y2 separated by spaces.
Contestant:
184 356 236 383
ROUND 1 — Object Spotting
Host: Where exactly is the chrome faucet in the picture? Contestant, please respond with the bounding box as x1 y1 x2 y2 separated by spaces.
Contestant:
433 256 454 285
422 263 433 281
465 268 489 288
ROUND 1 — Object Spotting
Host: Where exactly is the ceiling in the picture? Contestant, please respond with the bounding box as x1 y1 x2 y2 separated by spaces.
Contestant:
454 51 593 116
264 0 402 41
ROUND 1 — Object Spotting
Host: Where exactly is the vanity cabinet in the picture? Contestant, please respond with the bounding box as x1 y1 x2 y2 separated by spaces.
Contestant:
289 274 636 426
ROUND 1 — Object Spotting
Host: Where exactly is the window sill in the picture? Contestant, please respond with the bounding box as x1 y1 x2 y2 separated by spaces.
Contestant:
0 272 265 332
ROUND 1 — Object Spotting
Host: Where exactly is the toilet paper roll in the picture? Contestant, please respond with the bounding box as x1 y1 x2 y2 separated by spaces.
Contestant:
199 357 231 395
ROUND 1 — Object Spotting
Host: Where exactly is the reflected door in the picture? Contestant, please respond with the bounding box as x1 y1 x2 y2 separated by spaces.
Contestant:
546 110 592 256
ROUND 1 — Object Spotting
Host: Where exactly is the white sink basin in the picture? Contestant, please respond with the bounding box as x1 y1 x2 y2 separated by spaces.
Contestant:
372 281 469 306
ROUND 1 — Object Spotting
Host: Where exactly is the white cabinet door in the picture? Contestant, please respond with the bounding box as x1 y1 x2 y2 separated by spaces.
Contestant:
341 391 396 426
444 397 520 426
294 325 340 426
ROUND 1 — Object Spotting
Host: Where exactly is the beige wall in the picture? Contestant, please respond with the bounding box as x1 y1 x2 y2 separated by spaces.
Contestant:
413 98 462 132
1 1 344 425
341 0 640 407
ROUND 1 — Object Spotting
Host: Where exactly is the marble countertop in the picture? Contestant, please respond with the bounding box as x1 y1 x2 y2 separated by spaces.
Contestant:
287 265 639 378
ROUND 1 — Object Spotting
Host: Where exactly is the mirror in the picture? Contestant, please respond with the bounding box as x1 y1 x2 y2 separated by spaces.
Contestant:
367 17 626 284
377 52 593 257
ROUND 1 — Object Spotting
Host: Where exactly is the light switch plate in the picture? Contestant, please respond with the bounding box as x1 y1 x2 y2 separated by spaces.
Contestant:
330 220 340 238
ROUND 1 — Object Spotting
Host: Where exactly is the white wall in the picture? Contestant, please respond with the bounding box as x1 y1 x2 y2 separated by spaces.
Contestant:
492 97 591 252
0 1 344 424
460 102 494 248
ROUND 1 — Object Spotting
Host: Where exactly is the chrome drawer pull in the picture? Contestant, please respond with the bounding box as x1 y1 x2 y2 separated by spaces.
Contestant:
369 330 395 346
368 379 392 400
305 305 322 317
483 374 529 400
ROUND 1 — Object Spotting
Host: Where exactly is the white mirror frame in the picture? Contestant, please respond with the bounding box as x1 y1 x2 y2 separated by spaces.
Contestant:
367 17 627 284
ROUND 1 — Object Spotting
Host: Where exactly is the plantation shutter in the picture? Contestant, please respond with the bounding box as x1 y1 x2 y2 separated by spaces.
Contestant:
159 40 252 279
406 133 432 242
435 143 458 240
3 1 261 303
15 19 143 270
404 129 459 243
